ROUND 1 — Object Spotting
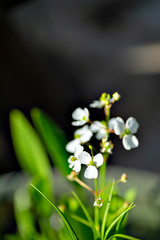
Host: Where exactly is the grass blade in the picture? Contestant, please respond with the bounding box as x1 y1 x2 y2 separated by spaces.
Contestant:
104 203 135 240
108 233 140 240
67 213 91 228
72 191 100 240
30 184 78 240
101 180 115 239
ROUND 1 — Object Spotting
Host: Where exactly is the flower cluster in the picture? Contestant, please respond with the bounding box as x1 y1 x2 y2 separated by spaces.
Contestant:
66 92 139 180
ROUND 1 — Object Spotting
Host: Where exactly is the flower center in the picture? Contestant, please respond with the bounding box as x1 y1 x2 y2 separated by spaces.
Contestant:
125 128 130 135
71 157 77 162
74 134 81 139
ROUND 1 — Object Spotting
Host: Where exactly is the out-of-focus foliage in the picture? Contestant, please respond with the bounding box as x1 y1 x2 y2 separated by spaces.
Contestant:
31 108 70 175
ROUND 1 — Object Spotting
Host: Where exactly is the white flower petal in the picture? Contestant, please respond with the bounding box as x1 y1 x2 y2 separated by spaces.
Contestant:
89 100 104 108
95 129 107 140
79 151 92 165
74 125 89 136
80 130 93 143
74 145 84 158
72 160 81 172
66 139 80 153
93 153 103 167
72 120 84 126
84 108 89 120
122 134 139 150
90 121 102 133
68 156 74 168
109 98 114 103
72 108 84 120
114 117 125 135
84 165 98 179
126 117 139 134
108 118 116 130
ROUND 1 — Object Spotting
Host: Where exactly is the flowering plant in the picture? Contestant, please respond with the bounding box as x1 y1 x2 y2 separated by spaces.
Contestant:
9 92 140 240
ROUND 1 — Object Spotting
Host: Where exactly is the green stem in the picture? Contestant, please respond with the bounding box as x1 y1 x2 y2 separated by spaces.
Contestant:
94 179 99 232
100 105 111 191
104 105 110 130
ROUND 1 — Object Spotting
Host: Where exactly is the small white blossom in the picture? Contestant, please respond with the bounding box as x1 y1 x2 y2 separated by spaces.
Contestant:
93 197 103 208
66 138 81 153
113 117 139 150
66 125 93 153
79 152 103 179
72 108 89 126
90 121 107 140
101 139 113 154
89 100 104 109
68 145 84 172
74 125 93 143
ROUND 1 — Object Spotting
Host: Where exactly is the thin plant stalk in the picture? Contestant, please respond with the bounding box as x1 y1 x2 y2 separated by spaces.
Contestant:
94 178 99 232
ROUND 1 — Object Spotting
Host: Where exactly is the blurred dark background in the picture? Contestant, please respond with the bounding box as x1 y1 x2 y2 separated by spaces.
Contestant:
1 0 160 174
0 1 160 239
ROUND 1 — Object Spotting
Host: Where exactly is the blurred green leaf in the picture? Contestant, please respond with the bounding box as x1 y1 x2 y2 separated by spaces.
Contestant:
10 109 53 219
14 188 36 239
31 184 78 240
124 188 137 202
31 108 70 175
10 109 52 179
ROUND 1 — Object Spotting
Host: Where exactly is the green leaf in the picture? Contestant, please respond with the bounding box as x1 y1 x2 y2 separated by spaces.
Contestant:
108 233 140 240
67 213 91 228
104 203 135 240
10 110 53 218
14 188 36 239
10 109 51 179
101 180 115 239
31 108 70 175
72 191 100 240
30 184 78 240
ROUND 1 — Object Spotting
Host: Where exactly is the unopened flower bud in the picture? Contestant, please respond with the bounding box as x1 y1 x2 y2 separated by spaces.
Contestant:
121 173 127 183
67 171 77 181
58 204 66 213
112 92 121 101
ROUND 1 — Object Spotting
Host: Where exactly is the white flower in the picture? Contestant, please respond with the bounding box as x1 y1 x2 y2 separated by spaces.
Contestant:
90 121 107 140
89 100 104 109
68 145 84 172
66 125 93 153
72 108 89 126
79 152 103 179
74 125 93 143
66 138 81 153
93 197 103 208
113 117 139 150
